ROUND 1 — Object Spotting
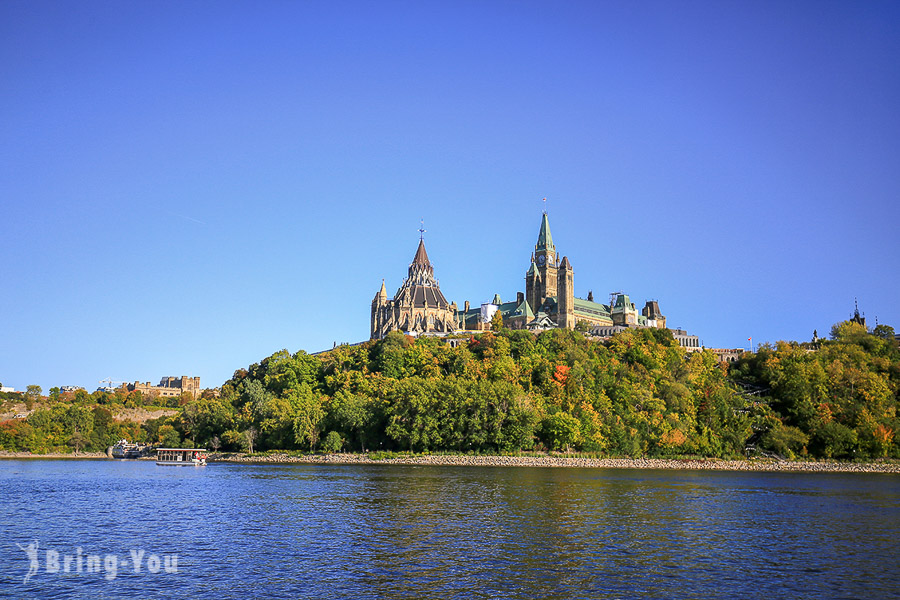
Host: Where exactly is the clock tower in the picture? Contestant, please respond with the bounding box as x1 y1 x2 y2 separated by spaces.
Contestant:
526 212 558 311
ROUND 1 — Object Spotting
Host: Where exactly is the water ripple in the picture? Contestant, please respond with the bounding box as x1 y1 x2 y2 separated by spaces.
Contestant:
0 461 898 599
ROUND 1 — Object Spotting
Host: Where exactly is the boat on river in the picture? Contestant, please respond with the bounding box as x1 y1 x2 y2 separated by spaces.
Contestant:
156 448 208 466
110 439 150 459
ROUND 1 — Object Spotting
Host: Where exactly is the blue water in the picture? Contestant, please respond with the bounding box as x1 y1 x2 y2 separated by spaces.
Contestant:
0 460 898 599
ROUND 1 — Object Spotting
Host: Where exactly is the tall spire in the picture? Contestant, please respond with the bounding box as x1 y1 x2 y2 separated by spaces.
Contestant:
408 237 436 285
536 212 554 252
412 238 430 266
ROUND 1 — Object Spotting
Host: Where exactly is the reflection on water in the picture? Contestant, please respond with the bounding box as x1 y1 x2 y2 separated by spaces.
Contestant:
0 460 898 599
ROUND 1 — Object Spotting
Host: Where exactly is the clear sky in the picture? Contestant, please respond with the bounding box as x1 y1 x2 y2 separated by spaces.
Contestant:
2 1 898 393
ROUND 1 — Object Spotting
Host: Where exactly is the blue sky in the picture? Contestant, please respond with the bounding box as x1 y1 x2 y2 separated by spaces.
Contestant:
2 1 898 393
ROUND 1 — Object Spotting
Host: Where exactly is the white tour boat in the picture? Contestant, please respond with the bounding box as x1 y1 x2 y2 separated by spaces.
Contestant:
156 448 208 466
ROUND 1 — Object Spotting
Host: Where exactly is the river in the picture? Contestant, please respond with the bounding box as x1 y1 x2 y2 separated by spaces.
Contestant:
0 459 898 599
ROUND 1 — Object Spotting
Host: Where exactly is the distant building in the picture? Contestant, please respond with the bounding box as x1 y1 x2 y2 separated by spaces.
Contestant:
373 213 681 339
370 238 458 339
668 328 701 350
588 325 701 350
709 348 745 363
458 215 672 332
514 214 668 331
128 376 201 400
60 386 84 393
850 299 867 329
0 386 15 393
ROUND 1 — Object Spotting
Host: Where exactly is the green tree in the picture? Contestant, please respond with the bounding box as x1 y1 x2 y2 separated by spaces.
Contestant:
68 431 88 454
321 431 343 453
181 398 233 447
872 324 896 341
244 427 259 453
540 412 582 452
812 421 858 459
374 331 412 378
830 320 868 342
25 385 42 409
222 429 248 451
759 424 808 459
262 349 322 395
253 395 297 450
490 310 505 331
290 385 326 450
575 320 592 333
157 425 182 448
385 378 442 451
328 391 377 452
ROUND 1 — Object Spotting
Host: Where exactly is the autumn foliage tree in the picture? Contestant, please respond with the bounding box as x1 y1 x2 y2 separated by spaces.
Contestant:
3 319 896 460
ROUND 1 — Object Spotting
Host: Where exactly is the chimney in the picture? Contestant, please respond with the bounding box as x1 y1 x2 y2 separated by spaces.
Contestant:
464 300 470 312
517 291 525 304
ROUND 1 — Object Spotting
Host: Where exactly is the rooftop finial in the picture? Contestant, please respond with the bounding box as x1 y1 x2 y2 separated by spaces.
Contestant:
419 218 427 240
542 197 547 215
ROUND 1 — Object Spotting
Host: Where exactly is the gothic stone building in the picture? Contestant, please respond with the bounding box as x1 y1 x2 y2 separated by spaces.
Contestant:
128 376 201 400
456 213 668 332
370 238 458 339
372 213 669 338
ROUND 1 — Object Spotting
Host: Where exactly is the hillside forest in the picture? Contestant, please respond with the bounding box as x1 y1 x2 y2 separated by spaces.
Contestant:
1 321 897 460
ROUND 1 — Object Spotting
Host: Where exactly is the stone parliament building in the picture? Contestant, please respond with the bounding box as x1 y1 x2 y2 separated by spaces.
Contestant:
371 213 699 348
128 376 202 400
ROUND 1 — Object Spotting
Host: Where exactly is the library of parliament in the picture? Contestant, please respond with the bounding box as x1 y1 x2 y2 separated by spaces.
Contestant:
370 213 678 342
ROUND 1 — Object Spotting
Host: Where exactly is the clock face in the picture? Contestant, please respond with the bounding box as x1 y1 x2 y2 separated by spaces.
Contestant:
537 255 546 266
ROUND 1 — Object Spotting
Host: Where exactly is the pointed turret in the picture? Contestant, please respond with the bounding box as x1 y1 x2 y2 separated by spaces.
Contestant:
531 212 558 307
371 279 389 339
412 238 430 266
536 213 554 252
557 256 574 329
407 238 437 284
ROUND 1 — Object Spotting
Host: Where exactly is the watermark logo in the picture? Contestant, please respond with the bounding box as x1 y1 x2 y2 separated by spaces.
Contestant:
15 540 178 583
15 540 40 584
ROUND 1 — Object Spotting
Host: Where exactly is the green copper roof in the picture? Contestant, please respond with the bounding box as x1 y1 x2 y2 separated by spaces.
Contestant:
536 213 554 252
518 300 535 319
497 300 534 319
574 298 611 316
613 294 632 310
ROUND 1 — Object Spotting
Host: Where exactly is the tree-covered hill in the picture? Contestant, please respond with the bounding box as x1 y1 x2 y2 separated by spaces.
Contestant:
2 322 897 459
729 321 899 459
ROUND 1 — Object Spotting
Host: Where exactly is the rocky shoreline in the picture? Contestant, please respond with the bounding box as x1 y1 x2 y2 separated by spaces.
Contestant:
210 452 900 473
2 450 897 473
0 451 109 459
